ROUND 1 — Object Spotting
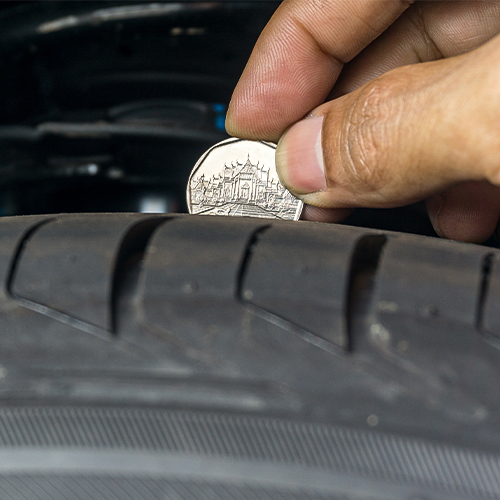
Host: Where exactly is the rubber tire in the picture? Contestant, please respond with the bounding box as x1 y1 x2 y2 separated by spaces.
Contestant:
0 212 499 500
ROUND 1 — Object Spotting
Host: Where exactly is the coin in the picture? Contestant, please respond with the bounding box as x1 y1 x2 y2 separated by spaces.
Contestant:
187 138 303 220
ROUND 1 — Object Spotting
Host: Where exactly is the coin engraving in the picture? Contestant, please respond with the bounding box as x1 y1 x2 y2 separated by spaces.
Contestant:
187 139 303 220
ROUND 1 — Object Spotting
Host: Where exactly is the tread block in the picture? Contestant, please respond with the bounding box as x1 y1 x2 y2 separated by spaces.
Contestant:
241 222 365 349
141 216 268 347
11 213 150 330
371 235 487 328
136 217 356 387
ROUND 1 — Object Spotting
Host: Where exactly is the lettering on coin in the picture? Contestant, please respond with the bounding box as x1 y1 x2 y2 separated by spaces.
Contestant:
187 139 303 220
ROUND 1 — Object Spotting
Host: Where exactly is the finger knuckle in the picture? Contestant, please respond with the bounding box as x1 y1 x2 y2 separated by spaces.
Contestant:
338 75 407 192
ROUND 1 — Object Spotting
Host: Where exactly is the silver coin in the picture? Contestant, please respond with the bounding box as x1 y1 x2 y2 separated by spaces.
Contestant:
187 138 303 220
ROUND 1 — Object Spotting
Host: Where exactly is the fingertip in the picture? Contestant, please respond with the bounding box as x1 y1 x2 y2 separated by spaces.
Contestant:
426 182 500 243
300 204 353 223
225 94 282 142
225 96 257 140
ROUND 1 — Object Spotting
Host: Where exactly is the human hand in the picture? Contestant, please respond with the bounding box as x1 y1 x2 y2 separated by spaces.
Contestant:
226 1 500 242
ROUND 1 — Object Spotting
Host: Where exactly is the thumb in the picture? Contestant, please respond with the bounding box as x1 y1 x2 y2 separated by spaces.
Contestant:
275 36 500 210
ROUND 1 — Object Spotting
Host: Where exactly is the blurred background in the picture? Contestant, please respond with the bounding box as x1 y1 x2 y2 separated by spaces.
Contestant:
0 1 484 243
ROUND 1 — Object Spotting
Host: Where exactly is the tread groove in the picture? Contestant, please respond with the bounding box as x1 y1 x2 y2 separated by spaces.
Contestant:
236 225 271 302
111 216 171 334
476 252 495 331
6 217 55 300
345 234 387 351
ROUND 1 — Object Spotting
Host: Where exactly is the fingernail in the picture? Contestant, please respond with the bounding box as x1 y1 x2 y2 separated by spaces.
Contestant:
433 204 445 238
426 194 445 238
276 116 326 194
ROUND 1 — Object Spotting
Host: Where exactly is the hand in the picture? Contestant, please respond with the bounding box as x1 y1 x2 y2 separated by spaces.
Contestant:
226 1 500 242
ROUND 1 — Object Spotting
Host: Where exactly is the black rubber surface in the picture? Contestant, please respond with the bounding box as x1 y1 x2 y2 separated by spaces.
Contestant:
0 213 499 499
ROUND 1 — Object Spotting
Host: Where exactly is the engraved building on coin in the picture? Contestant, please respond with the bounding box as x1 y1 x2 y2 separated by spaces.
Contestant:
187 139 303 220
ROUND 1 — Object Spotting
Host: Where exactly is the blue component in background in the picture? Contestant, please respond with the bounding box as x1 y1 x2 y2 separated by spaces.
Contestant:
213 103 227 132
213 103 226 114
215 115 226 132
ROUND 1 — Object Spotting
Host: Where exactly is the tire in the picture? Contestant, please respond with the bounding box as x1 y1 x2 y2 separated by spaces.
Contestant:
0 212 499 499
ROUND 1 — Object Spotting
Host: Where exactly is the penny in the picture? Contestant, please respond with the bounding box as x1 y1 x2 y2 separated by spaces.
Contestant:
187 138 303 220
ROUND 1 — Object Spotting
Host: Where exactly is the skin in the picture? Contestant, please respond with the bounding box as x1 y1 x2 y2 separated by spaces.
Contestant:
226 0 500 243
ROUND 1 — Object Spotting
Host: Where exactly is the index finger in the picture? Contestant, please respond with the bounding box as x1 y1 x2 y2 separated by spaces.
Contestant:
226 0 413 142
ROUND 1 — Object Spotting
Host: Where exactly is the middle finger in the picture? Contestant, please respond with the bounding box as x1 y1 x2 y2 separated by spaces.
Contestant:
332 1 500 97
